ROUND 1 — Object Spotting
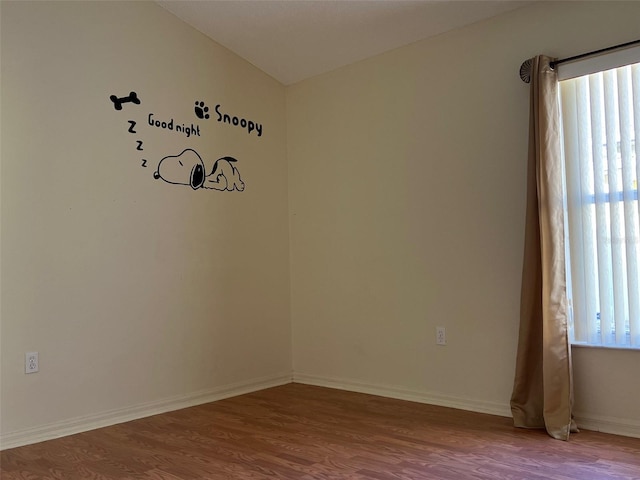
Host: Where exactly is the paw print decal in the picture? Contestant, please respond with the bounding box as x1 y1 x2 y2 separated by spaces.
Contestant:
195 101 210 120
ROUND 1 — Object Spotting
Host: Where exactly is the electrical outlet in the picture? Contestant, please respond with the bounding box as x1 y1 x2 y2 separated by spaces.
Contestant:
25 352 39 374
436 327 446 346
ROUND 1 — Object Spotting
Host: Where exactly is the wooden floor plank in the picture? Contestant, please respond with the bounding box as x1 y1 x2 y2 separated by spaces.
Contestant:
2 384 639 479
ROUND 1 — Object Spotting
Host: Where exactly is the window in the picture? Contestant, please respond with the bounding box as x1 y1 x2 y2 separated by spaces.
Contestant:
559 52 640 348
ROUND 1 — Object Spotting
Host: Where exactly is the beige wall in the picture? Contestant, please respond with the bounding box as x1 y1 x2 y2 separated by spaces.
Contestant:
1 1 291 445
287 1 640 433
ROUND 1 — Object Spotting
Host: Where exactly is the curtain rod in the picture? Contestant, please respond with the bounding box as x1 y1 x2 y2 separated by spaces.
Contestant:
551 38 640 69
519 38 640 83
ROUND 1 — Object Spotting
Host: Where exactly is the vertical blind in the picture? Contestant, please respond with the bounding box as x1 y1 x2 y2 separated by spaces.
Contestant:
560 62 640 347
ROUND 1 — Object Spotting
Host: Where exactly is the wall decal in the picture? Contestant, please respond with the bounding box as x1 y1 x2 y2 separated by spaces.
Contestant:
148 113 201 138
214 104 262 137
194 101 210 120
154 148 204 190
205 157 245 192
111 93 253 191
153 148 244 192
110 91 141 110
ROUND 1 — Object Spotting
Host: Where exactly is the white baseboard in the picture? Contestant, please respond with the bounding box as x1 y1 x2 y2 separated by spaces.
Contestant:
5 371 637 450
293 372 513 418
294 374 640 439
0 372 293 451
574 412 640 439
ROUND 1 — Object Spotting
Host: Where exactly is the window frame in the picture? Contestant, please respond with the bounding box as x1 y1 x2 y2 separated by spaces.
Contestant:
558 50 640 349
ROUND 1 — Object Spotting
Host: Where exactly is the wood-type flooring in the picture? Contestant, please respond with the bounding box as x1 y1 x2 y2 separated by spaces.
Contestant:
1 383 639 479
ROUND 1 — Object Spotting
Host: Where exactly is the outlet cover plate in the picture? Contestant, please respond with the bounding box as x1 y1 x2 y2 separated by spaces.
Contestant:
25 352 39 373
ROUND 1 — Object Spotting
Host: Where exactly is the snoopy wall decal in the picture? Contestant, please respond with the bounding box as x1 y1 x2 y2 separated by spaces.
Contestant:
153 148 245 192
109 92 255 190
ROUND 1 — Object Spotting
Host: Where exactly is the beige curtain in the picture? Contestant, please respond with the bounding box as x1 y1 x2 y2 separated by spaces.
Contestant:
510 55 576 441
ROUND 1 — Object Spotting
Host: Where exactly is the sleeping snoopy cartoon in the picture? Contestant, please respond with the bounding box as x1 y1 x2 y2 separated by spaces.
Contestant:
153 148 245 192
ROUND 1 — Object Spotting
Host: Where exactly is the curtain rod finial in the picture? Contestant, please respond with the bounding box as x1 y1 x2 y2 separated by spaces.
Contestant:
520 58 533 84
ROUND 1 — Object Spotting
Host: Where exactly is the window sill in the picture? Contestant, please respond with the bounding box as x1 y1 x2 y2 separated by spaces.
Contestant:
571 342 640 351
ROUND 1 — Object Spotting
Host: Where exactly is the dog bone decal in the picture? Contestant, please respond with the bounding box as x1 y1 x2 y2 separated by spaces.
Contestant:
110 91 141 111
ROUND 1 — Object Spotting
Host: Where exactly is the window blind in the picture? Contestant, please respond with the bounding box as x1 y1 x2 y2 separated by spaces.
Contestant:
560 62 640 347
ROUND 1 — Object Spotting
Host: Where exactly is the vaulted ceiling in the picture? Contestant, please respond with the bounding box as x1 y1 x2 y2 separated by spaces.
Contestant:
157 1 534 85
